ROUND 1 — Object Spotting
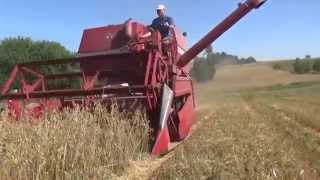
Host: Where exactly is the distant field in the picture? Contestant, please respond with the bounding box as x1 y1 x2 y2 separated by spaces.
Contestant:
197 63 320 96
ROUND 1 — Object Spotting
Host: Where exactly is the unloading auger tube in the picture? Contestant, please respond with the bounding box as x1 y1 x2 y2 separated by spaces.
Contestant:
177 0 266 68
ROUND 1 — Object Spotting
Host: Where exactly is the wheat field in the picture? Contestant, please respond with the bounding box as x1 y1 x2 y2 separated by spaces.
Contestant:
0 105 150 179
152 63 320 180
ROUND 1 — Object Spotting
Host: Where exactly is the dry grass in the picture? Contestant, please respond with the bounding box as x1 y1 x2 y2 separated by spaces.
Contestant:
151 65 320 180
153 82 320 179
0 105 150 179
153 104 312 179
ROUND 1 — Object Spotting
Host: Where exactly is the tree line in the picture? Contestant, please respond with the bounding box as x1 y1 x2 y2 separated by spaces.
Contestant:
0 37 75 88
192 45 257 82
272 55 320 74
293 56 320 74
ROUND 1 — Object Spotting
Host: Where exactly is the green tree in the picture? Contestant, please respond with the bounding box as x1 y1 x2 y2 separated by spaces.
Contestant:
294 58 312 74
238 56 256 64
272 63 282 70
313 60 320 72
191 49 257 82
305 55 311 59
246 56 256 63
0 37 75 87
192 57 214 82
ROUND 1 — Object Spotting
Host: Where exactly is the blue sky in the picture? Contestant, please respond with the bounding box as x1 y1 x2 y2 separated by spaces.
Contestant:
0 0 319 61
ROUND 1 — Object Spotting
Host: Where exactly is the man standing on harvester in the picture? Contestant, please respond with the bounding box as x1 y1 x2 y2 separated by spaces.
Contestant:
150 4 175 38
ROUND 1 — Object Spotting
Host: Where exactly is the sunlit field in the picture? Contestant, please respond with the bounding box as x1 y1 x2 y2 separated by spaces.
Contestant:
0 106 150 179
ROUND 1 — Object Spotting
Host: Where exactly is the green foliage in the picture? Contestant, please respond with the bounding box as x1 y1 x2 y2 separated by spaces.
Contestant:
272 57 320 74
305 54 311 59
242 56 256 64
191 44 257 82
293 59 312 74
272 63 282 70
271 60 294 72
236 56 256 64
202 48 256 66
0 37 75 87
248 56 256 62
211 52 256 65
192 45 216 82
192 57 215 82
312 59 320 72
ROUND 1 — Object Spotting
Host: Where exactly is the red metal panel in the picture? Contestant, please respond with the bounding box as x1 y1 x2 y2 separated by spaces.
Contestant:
1 65 19 95
178 95 196 139
78 25 130 53
0 85 147 100
126 21 148 38
151 126 170 156
7 100 22 120
80 53 147 75
173 78 193 97
173 28 188 51
78 22 148 54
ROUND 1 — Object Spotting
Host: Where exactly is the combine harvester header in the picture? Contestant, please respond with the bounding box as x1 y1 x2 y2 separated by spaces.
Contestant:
0 0 266 155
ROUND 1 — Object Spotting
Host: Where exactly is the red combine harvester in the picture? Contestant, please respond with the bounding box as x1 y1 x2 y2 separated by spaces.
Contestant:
0 0 266 155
